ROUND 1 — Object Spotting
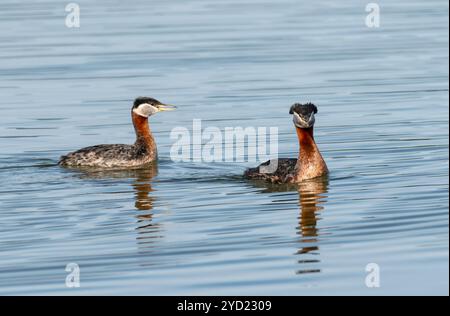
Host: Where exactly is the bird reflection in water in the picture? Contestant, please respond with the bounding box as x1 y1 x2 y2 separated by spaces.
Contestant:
245 175 329 276
73 164 161 253
295 176 329 275
130 165 164 255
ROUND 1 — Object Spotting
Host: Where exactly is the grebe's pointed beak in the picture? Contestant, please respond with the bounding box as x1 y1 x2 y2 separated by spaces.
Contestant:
158 104 177 112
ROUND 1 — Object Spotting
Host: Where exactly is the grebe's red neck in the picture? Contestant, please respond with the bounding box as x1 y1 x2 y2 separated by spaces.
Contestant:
132 112 156 152
294 126 328 181
297 126 314 145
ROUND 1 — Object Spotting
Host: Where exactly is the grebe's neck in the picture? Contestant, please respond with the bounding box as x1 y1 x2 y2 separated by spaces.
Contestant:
294 127 328 182
132 112 157 157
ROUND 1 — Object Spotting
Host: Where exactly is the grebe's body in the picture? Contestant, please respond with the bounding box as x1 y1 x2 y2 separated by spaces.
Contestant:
245 158 297 183
59 97 175 168
245 103 328 183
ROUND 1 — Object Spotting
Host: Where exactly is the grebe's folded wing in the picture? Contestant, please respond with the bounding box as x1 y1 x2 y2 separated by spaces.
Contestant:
244 158 297 183
59 144 134 167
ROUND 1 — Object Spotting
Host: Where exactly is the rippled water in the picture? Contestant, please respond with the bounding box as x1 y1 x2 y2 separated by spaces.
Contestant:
0 0 448 295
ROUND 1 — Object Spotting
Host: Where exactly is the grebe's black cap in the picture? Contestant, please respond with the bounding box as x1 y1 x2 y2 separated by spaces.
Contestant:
289 102 318 116
133 97 163 109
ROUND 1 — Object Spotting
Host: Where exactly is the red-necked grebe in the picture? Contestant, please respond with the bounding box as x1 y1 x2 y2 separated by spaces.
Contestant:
59 97 176 168
244 102 328 183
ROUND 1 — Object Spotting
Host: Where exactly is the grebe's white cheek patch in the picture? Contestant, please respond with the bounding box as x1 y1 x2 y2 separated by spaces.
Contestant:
133 103 158 117
293 112 305 128
308 113 316 126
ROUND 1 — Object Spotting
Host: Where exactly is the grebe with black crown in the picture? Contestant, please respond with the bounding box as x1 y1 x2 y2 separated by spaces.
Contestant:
245 102 328 183
59 97 176 168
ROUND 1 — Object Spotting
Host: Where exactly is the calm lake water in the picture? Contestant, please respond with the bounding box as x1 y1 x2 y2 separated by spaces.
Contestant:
0 0 448 295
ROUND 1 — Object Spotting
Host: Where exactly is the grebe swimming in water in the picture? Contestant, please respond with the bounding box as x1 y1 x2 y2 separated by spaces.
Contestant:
59 97 176 168
245 102 328 183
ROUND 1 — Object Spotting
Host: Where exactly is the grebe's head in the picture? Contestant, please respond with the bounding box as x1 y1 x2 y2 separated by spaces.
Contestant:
290 102 318 129
132 97 176 118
